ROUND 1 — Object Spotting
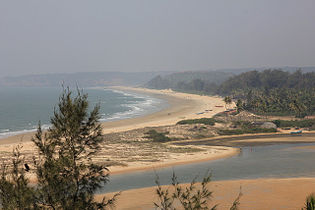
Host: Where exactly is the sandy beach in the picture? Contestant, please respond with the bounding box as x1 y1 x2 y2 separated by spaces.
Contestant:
101 86 227 134
0 86 235 175
0 86 226 143
100 177 315 210
109 145 238 175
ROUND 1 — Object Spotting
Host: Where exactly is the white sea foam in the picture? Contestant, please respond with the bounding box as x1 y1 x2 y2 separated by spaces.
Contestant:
0 88 166 139
0 124 51 139
0 128 37 139
100 89 165 122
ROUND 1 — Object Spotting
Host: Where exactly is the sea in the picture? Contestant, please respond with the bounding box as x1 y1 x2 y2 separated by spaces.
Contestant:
0 87 166 139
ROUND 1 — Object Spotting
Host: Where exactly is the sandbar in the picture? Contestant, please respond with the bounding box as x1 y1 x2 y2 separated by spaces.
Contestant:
100 177 315 210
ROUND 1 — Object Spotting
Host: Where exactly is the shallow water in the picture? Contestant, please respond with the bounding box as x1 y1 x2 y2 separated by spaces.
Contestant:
101 143 315 193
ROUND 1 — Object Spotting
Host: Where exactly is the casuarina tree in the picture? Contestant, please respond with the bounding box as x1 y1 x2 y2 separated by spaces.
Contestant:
0 87 118 209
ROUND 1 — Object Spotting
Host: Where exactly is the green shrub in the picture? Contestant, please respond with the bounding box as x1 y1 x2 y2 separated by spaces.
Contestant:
303 193 315 210
218 128 277 135
177 118 216 126
154 171 242 210
144 130 171 142
272 119 315 128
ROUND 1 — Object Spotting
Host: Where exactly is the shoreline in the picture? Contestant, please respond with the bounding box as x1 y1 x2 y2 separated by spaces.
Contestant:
0 86 235 177
0 86 226 143
101 86 226 134
1 86 315 181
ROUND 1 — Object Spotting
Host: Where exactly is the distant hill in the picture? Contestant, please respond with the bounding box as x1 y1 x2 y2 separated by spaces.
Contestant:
215 66 315 74
217 69 315 116
144 67 315 94
2 66 314 88
144 71 235 93
217 69 315 95
0 71 173 87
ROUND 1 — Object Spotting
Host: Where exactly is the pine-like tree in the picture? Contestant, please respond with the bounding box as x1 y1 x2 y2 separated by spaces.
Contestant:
0 88 118 209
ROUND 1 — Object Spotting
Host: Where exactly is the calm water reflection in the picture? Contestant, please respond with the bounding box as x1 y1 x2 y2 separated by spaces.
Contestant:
100 143 315 193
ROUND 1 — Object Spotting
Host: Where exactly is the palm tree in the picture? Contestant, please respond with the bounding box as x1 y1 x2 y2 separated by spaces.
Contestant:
224 96 232 110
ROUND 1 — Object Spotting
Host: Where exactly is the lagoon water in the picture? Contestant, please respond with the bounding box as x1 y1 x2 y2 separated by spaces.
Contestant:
101 143 315 193
0 87 165 139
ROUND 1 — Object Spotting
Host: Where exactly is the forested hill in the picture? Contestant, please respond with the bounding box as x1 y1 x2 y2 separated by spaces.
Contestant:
146 69 315 116
217 69 315 95
218 69 315 117
145 67 315 94
144 71 234 93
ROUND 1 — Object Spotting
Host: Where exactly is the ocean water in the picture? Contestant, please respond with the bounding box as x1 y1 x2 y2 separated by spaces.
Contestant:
0 87 165 139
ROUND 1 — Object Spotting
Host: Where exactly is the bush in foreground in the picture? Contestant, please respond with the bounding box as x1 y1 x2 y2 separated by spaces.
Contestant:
303 193 315 210
154 171 242 210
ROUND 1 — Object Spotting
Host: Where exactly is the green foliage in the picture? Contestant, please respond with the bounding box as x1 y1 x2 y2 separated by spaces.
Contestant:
218 121 277 135
145 71 234 93
217 69 315 116
0 88 118 209
177 118 216 126
230 188 242 210
0 146 36 210
224 96 232 110
273 119 315 128
236 99 244 113
303 193 315 210
144 130 171 142
218 128 277 135
147 69 315 116
154 171 218 210
154 171 242 210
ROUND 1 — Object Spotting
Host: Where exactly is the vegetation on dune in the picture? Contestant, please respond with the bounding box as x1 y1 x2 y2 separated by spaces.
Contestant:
177 118 216 126
144 129 172 142
218 121 277 135
218 128 277 135
273 119 315 129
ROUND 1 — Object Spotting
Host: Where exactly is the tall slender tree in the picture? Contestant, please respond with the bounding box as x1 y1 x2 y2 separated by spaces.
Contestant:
0 87 118 209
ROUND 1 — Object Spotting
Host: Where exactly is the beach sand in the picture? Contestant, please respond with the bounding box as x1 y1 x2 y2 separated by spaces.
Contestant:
100 177 315 210
0 86 235 175
0 86 226 143
101 86 227 134
109 145 238 175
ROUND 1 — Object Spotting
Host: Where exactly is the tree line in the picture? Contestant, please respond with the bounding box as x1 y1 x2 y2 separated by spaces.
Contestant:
147 69 315 116
220 69 315 116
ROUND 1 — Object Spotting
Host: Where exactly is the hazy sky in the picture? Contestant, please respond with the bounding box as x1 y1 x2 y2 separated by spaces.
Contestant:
1 0 315 77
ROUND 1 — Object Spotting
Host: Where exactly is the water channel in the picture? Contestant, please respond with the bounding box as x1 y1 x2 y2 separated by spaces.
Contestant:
100 143 315 193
